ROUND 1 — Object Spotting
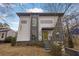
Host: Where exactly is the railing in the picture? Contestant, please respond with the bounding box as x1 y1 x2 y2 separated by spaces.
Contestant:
65 47 79 56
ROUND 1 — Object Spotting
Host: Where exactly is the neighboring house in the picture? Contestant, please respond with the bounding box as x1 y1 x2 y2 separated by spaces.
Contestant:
16 13 64 44
7 29 16 37
0 27 16 42
0 27 9 41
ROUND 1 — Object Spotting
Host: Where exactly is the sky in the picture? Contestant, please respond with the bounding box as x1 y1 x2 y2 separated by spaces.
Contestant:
0 3 44 31
0 3 79 31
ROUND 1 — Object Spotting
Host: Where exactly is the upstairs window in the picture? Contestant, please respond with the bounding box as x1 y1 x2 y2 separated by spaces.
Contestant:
21 20 27 24
32 17 37 26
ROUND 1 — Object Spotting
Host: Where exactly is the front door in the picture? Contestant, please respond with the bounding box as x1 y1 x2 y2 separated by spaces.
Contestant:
42 31 51 49
42 31 48 41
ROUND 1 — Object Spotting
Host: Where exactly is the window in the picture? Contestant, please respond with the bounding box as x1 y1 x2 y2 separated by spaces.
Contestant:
31 15 38 41
1 33 4 38
40 20 53 24
21 20 27 24
32 17 37 26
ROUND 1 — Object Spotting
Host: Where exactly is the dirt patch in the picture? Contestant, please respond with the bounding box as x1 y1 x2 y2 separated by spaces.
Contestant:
0 43 49 56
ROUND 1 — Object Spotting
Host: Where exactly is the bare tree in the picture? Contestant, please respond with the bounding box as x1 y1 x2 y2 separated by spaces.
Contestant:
42 3 78 48
42 3 72 13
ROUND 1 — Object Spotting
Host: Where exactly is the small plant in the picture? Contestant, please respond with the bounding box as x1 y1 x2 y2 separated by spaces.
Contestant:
11 36 16 46
49 43 62 56
68 39 74 48
5 36 16 46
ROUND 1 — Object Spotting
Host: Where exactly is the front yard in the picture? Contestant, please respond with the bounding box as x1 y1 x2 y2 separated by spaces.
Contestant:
0 43 49 56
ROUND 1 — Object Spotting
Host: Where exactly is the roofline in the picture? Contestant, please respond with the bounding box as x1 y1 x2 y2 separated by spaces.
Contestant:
16 12 64 16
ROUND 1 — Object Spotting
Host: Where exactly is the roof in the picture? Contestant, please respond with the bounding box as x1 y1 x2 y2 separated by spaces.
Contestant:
0 28 9 32
0 29 9 32
16 12 64 16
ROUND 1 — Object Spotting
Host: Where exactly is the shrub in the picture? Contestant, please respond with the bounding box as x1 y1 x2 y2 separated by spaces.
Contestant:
49 44 62 56
68 39 74 48
5 36 16 46
5 36 14 43
11 36 16 46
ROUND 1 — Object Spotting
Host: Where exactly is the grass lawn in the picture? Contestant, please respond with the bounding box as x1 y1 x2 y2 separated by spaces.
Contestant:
0 43 49 56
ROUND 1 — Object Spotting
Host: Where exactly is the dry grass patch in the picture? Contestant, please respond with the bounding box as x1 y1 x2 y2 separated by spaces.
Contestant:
0 43 49 56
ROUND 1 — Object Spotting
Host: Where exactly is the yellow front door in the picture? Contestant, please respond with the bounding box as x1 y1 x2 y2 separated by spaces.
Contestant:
42 31 48 41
